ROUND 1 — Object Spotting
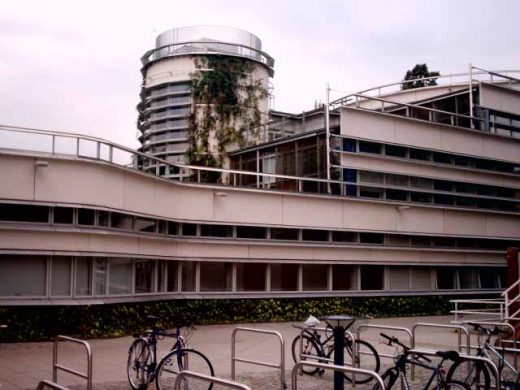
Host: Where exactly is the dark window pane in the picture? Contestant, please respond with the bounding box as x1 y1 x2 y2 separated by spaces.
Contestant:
78 209 95 225
302 264 328 291
386 189 408 200
359 233 384 244
167 222 179 235
302 229 329 242
332 231 357 243
199 262 232 291
236 226 266 239
432 152 452 164
385 145 407 157
437 267 456 289
409 148 431 161
111 212 133 229
182 223 197 236
200 224 233 237
332 265 357 290
360 265 384 290
53 207 73 224
237 263 266 291
359 141 382 154
0 203 49 223
271 228 299 240
343 138 356 152
270 264 298 291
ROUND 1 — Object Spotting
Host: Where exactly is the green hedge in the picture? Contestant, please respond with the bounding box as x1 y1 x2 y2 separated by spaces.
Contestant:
0 296 454 342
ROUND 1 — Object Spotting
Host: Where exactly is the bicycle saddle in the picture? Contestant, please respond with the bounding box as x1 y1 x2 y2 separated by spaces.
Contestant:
436 350 460 361
145 315 161 326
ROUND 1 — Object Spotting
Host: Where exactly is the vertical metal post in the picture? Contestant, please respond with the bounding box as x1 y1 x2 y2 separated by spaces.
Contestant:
325 83 331 194
469 63 474 129
333 326 345 390
51 135 56 155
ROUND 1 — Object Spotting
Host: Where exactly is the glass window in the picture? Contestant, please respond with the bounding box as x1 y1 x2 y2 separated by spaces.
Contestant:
76 257 92 296
167 222 179 235
388 267 410 291
360 265 384 290
359 233 384 244
166 261 178 292
0 255 46 296
108 258 133 295
332 265 357 290
181 262 196 291
135 261 154 293
97 211 109 227
332 231 357 243
359 141 382 154
200 225 233 238
360 187 383 198
302 229 329 242
78 209 95 226
0 203 49 223
237 263 266 291
387 175 409 187
479 267 499 289
385 145 407 157
236 226 266 239
271 228 299 240
302 264 328 291
437 267 456 290
386 189 408 201
135 217 156 233
409 148 431 161
199 262 232 291
459 267 478 289
51 256 71 296
111 212 133 230
270 264 298 291
53 207 74 224
182 223 198 236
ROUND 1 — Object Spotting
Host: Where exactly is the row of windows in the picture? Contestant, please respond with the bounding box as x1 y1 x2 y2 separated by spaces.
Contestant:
146 118 189 132
339 137 520 175
146 106 191 122
1 203 517 250
342 169 519 212
0 255 506 298
146 83 191 99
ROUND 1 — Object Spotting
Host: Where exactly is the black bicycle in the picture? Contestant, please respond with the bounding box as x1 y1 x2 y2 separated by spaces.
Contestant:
127 315 214 390
291 320 380 384
373 333 470 390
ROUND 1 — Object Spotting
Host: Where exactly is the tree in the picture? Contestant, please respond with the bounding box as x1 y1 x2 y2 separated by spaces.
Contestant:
402 64 440 90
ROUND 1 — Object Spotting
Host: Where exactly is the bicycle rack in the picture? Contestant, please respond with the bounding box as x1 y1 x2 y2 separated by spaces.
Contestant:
411 323 471 354
36 380 71 390
408 348 499 390
53 335 92 390
231 327 285 390
174 370 251 390
356 324 413 363
291 361 385 390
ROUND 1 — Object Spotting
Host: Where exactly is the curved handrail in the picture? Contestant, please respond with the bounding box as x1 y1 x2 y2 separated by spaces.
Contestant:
330 69 520 108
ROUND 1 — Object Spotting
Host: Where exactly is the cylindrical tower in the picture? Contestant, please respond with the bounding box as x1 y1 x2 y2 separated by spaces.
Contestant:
137 26 274 176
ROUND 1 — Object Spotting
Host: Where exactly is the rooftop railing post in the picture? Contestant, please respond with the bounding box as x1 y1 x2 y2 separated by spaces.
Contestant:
325 83 331 194
75 138 80 157
469 63 475 129
51 135 56 156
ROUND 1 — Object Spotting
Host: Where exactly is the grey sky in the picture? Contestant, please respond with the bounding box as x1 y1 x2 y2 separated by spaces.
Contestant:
1 0 519 149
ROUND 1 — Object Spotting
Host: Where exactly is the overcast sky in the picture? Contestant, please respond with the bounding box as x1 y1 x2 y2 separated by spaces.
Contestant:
1 0 519 149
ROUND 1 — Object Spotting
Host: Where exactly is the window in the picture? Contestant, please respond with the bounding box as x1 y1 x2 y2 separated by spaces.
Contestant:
437 267 456 290
302 264 328 291
135 261 154 293
360 187 383 198
385 145 407 157
167 222 179 235
332 265 357 290
343 138 356 152
236 226 266 239
359 233 384 244
388 267 410 291
237 263 266 291
270 264 298 291
360 265 384 290
200 262 232 291
479 267 499 289
459 268 478 289
409 148 431 161
0 203 49 223
76 257 92 296
51 256 71 296
108 258 133 295
94 258 107 295
53 207 74 224
201 225 233 238
332 231 357 243
78 209 95 226
135 217 156 233
181 262 196 291
182 223 198 236
97 211 109 227
0 255 46 296
302 229 329 242
359 171 384 184
359 141 382 154
271 228 299 240
386 189 408 201
111 213 133 230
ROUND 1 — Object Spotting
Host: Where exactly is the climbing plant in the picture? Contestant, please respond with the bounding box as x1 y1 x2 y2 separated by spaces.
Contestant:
187 56 268 171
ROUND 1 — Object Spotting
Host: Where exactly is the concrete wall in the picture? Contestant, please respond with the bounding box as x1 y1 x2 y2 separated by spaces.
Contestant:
480 82 520 115
0 152 518 240
340 107 519 163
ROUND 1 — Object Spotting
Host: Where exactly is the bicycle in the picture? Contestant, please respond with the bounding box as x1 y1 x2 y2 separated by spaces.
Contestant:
447 322 519 390
127 315 214 390
291 318 380 384
373 333 470 390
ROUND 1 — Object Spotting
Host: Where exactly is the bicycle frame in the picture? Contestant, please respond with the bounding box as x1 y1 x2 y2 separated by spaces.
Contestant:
390 353 445 390
476 328 519 379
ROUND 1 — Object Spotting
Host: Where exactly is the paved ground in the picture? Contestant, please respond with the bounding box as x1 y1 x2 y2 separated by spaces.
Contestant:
0 315 462 390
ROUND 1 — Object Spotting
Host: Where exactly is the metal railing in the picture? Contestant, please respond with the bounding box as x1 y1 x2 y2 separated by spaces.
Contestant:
231 327 285 390
330 69 520 107
291 361 385 390
451 299 506 323
411 323 471 355
53 335 92 390
174 371 251 390
503 279 520 320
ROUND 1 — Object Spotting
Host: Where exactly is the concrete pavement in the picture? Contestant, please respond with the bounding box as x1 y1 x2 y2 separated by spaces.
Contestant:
0 315 459 390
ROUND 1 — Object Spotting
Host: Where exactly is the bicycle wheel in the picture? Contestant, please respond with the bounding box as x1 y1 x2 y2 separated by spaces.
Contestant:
156 348 214 390
127 338 152 390
446 359 491 390
291 335 323 375
344 339 381 384
372 369 398 390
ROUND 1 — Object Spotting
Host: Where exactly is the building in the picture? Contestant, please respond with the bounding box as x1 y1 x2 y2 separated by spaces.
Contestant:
0 28 518 306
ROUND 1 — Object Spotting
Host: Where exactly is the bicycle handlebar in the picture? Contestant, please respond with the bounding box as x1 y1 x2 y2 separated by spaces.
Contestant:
468 322 509 336
380 333 432 363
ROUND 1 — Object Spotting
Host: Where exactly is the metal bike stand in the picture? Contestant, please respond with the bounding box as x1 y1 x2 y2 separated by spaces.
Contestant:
53 335 92 390
231 327 285 390
412 323 471 354
408 348 499 390
322 315 356 390
291 361 385 390
174 370 251 390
